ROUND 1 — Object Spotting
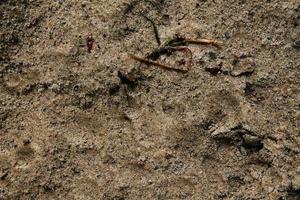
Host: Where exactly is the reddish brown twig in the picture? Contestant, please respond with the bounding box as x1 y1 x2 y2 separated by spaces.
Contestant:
129 54 183 72
129 46 192 73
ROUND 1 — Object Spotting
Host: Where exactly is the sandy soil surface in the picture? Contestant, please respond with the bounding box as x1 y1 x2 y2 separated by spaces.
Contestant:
1 0 300 199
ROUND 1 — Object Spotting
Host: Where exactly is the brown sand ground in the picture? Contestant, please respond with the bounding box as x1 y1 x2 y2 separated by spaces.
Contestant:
1 0 300 199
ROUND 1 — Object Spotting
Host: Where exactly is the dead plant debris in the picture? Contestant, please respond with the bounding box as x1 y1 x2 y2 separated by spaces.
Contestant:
129 35 223 73
86 35 95 53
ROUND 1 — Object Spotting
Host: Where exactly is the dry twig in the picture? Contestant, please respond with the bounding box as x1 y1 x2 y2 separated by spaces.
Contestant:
129 51 191 73
129 35 222 73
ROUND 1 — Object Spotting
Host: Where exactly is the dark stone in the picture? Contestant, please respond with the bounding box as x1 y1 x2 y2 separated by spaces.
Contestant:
292 40 300 49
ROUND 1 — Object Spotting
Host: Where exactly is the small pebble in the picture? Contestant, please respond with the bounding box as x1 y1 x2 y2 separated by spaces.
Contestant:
292 40 300 49
242 134 262 147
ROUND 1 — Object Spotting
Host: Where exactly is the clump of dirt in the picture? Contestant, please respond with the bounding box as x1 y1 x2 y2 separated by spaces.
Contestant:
1 0 300 199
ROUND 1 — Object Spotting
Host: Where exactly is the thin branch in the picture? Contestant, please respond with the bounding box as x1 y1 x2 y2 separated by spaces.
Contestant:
128 53 190 73
143 15 161 46
186 38 223 47
129 47 193 73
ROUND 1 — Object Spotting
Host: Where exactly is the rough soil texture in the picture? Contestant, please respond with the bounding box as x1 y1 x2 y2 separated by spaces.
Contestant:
1 0 300 199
